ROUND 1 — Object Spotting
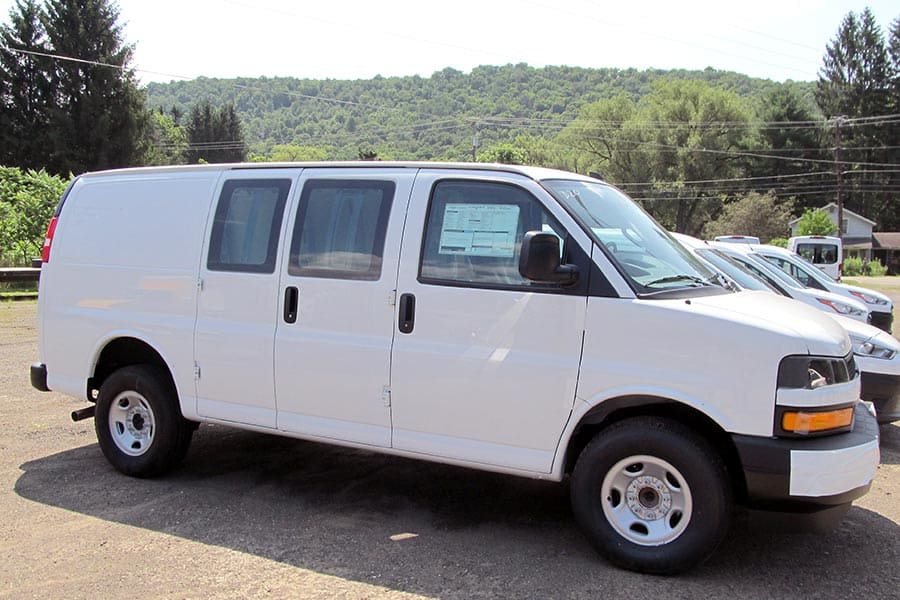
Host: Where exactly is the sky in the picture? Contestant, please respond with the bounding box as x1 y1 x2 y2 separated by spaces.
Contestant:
1 0 899 84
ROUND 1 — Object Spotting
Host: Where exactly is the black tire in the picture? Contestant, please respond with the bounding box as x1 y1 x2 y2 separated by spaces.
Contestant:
570 416 732 575
94 365 193 478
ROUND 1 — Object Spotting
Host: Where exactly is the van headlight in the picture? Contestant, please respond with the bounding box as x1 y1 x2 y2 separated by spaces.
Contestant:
778 354 857 389
849 290 889 306
776 354 858 437
849 332 897 360
816 297 866 316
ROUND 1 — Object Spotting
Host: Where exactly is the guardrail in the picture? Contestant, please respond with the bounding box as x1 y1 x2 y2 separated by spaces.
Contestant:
0 267 41 283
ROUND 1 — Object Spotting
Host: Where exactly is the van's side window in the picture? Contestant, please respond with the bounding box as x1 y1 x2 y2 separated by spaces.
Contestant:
289 180 394 281
207 179 292 273
768 256 814 287
419 180 566 288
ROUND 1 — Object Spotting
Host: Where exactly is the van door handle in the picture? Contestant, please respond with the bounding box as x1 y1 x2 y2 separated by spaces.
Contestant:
284 286 299 323
398 293 415 334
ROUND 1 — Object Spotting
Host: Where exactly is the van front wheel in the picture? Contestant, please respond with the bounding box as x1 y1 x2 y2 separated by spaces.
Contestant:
95 365 193 478
570 417 731 574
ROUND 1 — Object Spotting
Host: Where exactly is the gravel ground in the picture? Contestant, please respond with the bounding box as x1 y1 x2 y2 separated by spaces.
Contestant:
1 300 899 599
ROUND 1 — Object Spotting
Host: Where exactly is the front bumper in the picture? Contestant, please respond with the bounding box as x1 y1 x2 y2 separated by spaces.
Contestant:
861 371 900 423
733 403 879 517
869 310 893 334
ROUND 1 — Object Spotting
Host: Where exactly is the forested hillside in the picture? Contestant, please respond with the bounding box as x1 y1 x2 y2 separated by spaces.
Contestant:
145 64 803 161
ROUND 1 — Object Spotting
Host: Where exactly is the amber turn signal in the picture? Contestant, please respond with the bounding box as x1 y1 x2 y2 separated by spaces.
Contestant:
782 407 854 434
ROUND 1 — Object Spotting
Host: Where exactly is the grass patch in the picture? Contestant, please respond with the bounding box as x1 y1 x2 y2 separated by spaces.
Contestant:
0 291 39 301
843 277 898 334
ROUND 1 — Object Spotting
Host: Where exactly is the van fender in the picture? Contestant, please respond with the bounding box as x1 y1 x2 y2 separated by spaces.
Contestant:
549 385 734 481
87 330 195 419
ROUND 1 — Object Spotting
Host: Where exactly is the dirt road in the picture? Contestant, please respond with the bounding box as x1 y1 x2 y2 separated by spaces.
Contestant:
2 301 899 599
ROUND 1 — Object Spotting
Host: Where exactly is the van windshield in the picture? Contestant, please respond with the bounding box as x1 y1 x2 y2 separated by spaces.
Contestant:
695 248 781 294
542 180 721 296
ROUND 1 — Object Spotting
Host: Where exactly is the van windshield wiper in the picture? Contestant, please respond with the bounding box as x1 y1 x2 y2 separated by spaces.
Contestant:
645 274 710 287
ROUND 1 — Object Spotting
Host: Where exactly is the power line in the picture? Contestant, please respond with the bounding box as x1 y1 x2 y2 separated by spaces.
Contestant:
524 0 815 78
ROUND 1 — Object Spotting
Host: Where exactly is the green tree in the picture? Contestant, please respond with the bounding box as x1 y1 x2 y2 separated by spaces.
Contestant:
186 101 247 163
703 192 794 242
513 134 584 172
562 79 752 234
794 208 838 236
268 144 327 161
0 166 67 265
816 8 898 230
750 86 827 212
357 145 379 161
0 0 52 170
558 94 638 179
143 109 187 166
479 142 526 164
816 8 892 119
41 0 149 174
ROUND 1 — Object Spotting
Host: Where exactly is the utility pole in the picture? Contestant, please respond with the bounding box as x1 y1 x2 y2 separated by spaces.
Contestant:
471 123 479 163
831 116 848 238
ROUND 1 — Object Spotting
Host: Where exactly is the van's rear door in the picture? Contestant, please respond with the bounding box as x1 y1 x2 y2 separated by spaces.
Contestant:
273 168 415 447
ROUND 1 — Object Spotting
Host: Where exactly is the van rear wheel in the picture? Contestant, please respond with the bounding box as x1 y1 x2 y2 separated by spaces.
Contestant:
95 365 193 478
570 417 731 574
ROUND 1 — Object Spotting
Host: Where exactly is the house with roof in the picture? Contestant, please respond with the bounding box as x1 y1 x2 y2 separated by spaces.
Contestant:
789 203 900 274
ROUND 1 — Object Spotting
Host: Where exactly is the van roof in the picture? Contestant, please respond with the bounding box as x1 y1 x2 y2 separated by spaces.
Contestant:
789 235 841 242
77 161 598 184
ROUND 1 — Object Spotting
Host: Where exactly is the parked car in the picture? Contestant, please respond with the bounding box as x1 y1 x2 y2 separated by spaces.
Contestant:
751 244 893 333
31 162 879 574
675 234 899 423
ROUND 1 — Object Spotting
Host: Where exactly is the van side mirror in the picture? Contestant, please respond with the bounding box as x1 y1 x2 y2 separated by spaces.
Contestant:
519 231 579 285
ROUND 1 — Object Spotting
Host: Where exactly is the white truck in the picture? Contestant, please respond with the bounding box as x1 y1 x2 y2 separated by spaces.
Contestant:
31 162 879 574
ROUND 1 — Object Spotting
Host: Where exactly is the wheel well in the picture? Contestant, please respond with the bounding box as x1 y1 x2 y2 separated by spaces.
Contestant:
88 338 174 401
564 398 748 502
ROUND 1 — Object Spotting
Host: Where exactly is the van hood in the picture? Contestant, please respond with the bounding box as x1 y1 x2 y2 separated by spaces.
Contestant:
830 314 883 342
685 291 851 357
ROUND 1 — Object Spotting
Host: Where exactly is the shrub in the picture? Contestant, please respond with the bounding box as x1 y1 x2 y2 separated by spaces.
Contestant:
767 237 788 248
0 167 68 266
842 256 864 276
866 259 888 277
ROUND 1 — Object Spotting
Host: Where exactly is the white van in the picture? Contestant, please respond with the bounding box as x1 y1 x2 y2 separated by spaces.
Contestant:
753 244 893 333
31 162 878 575
788 235 842 280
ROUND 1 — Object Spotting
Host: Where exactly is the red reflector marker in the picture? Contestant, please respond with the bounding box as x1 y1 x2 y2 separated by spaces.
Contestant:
41 217 58 263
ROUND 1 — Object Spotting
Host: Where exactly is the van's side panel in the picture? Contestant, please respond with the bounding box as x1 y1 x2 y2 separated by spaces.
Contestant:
41 171 221 401
576 292 804 439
